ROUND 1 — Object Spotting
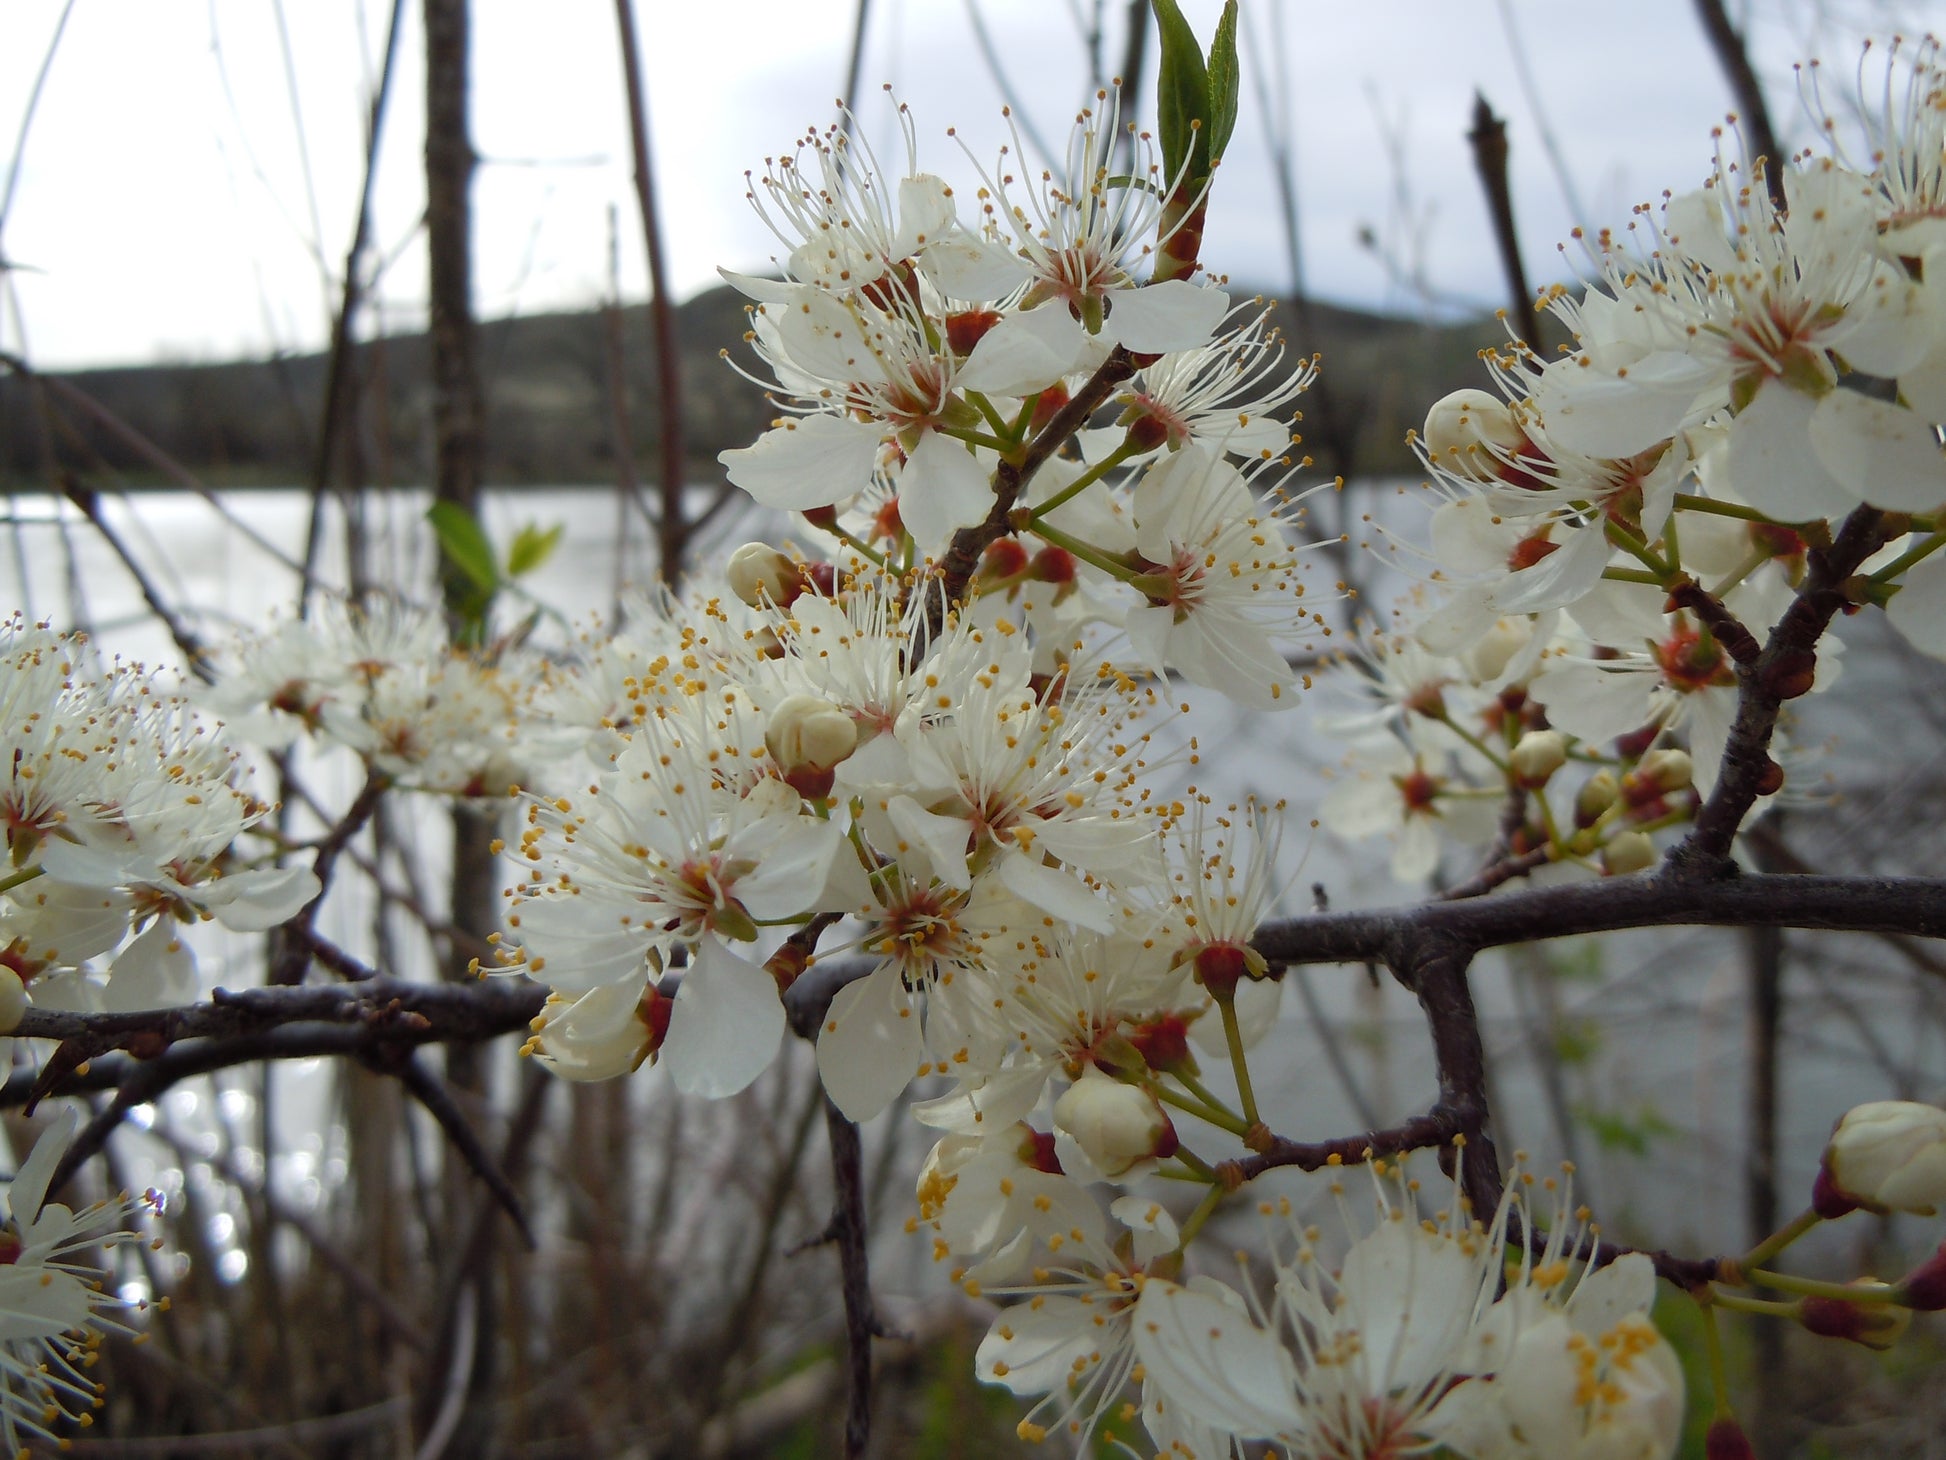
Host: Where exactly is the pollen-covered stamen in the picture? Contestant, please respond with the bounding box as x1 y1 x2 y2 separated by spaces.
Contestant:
866 880 974 987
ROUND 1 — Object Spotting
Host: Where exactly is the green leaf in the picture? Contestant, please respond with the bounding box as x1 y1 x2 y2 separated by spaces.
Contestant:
505 520 565 578
1149 0 1210 183
427 501 500 593
1205 1 1240 164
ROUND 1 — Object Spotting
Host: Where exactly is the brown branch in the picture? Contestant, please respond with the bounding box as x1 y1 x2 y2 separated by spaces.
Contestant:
270 769 390 984
1691 0 1785 209
297 0 407 610
822 1094 885 1460
1466 93 1542 350
1217 1103 1472 1186
1665 574 1761 667
612 0 689 586
54 477 209 674
934 345 1137 612
1669 505 1890 874
396 1053 535 1248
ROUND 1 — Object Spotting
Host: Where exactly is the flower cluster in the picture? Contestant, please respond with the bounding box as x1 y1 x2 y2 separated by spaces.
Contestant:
0 1112 162 1456
718 93 1324 708
1321 41 1946 885
0 618 315 1022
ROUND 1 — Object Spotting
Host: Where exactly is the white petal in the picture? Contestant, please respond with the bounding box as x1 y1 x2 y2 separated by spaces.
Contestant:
1107 281 1230 354
995 848 1116 932
1132 1280 1303 1437
1808 390 1946 512
897 431 994 549
721 415 882 511
976 1295 1102 1393
920 233 1032 299
911 1065 1047 1131
957 305 1085 395
511 894 654 993
1534 351 1715 459
815 967 923 1120
885 795 975 890
105 922 199 1011
1887 552 1946 658
1726 382 1854 521
661 939 783 1099
734 815 843 921
197 864 321 931
6 1110 77 1229
893 174 957 256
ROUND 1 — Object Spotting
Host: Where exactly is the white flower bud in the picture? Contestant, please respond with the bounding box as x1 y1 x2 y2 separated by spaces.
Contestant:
1576 769 1619 826
1820 1101 1946 1216
1464 617 1532 685
726 543 800 607
1510 730 1566 788
1602 831 1658 876
764 695 859 773
1638 748 1693 793
1053 1068 1174 1179
0 968 24 1034
1422 389 1524 480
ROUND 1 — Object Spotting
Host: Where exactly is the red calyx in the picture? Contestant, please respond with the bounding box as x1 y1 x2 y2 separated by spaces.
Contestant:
1030 546 1077 585
1021 1128 1063 1175
945 309 1002 355
1128 1013 1193 1075
1507 534 1560 572
1030 383 1071 434
1194 944 1250 998
1704 1415 1756 1460
1899 1240 1946 1311
982 537 1030 579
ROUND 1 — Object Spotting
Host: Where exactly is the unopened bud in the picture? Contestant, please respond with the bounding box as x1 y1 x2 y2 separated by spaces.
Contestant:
1576 770 1620 827
765 695 859 774
1798 1290 1911 1350
1817 1100 1946 1217
0 967 24 1035
1053 1068 1176 1178
1638 748 1693 794
726 543 800 607
1602 830 1658 876
1510 730 1566 789
1423 389 1524 480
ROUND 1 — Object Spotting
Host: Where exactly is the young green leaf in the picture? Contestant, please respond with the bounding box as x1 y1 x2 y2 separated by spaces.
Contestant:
1206 1 1240 164
427 501 501 593
1150 0 1211 183
505 520 565 579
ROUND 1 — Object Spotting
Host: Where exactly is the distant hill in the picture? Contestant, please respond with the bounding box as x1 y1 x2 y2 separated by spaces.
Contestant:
0 284 1515 491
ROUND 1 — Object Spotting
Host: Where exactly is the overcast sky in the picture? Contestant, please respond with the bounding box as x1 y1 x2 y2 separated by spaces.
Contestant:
0 0 1921 371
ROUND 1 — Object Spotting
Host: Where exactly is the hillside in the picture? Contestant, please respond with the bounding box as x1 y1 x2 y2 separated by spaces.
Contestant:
0 285 1514 490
